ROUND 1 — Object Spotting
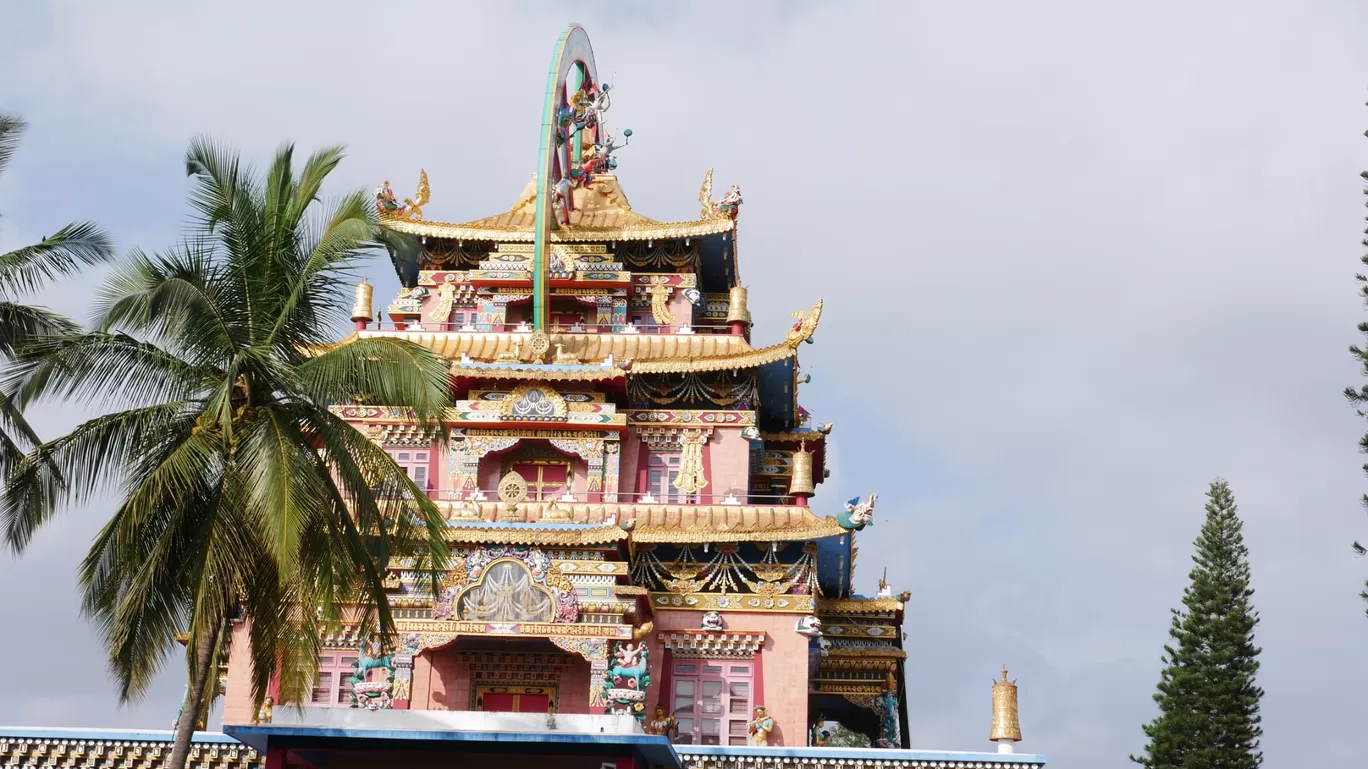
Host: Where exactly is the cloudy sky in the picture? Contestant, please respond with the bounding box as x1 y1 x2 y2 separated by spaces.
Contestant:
3 1 1367 766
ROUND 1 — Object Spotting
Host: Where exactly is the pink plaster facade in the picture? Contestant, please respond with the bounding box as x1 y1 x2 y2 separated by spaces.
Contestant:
706 428 751 501
648 610 810 747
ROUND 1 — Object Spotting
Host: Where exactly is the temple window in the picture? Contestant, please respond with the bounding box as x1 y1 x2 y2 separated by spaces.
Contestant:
504 457 572 501
630 313 659 333
648 454 695 503
388 450 431 489
310 652 359 707
457 560 555 622
670 660 753 745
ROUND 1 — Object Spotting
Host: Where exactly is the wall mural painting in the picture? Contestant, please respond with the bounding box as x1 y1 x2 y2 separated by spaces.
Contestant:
431 546 580 624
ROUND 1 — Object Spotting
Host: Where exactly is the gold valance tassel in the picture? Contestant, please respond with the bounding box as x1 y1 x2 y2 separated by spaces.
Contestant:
672 431 709 494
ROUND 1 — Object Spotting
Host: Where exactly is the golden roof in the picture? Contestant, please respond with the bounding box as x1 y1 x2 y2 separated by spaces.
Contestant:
625 299 823 375
442 521 627 546
381 174 735 243
435 499 846 543
344 329 752 363
337 300 820 373
450 361 627 382
759 430 829 443
816 597 906 614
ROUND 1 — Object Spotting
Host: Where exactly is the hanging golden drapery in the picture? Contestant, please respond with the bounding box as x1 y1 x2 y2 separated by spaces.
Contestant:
672 430 708 493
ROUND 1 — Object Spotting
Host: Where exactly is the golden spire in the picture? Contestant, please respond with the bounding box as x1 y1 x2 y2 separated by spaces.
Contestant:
351 277 374 322
990 666 1022 745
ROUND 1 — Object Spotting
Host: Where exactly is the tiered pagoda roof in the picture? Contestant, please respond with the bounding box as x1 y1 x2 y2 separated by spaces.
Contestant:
382 174 736 243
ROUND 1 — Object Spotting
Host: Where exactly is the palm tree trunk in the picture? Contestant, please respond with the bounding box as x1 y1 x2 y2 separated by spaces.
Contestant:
167 626 217 769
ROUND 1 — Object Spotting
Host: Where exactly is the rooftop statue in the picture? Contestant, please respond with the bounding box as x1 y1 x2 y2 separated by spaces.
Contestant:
375 170 430 221
837 493 878 530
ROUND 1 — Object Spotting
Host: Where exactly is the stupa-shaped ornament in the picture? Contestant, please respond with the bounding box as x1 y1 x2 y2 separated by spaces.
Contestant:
990 666 1022 753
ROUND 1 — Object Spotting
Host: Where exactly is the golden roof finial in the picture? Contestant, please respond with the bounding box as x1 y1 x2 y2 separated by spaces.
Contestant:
991 665 1022 744
698 168 715 219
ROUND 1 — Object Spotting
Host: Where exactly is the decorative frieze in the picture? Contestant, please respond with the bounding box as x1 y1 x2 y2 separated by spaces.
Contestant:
659 629 766 658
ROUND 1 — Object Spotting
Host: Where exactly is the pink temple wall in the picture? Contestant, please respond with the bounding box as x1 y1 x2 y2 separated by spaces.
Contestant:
221 622 256 726
706 428 750 499
619 436 643 497
647 610 810 746
409 647 593 713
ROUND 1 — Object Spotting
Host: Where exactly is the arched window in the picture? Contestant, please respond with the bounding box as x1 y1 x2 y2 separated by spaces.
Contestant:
457 560 556 623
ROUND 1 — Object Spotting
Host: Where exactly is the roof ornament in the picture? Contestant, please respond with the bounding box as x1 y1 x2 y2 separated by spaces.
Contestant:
375 170 429 221
786 300 823 346
699 168 744 221
836 493 877 530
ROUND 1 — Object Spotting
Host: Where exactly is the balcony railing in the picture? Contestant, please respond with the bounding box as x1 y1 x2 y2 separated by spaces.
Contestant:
361 319 737 335
425 489 802 506
358 487 803 507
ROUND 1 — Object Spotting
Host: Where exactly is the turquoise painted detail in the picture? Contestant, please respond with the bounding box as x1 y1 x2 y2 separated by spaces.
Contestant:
533 25 600 331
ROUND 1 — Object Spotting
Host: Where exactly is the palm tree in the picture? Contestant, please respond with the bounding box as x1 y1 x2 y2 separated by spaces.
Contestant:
2 139 451 769
0 114 114 476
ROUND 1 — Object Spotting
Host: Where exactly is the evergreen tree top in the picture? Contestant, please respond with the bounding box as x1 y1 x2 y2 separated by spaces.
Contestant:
1131 479 1263 769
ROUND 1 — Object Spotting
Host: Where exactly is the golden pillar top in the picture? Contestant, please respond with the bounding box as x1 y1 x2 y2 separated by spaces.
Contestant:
991 666 1022 742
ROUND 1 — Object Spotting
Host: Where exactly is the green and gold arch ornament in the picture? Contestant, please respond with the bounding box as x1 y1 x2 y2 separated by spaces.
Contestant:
532 24 630 331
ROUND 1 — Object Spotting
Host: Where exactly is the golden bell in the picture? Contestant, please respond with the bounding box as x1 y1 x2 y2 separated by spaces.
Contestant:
726 285 750 324
788 443 815 497
990 666 1022 742
351 278 375 322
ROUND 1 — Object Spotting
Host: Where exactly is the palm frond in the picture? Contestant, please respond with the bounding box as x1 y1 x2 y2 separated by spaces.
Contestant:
4 331 205 411
0 302 77 358
294 337 451 424
0 222 115 296
1 402 199 551
92 246 237 362
0 114 25 179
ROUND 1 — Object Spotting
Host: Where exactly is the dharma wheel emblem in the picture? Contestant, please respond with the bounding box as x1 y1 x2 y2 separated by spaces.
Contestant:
529 330 551 360
498 471 529 505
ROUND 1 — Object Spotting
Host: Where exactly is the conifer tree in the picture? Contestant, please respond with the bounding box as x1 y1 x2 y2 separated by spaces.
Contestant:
1131 479 1263 769
1348 107 1368 617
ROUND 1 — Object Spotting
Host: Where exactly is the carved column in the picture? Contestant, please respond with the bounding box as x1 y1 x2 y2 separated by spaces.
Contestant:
390 654 414 710
603 441 621 503
548 637 610 714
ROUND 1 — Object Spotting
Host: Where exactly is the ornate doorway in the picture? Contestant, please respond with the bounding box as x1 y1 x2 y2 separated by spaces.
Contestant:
476 685 556 713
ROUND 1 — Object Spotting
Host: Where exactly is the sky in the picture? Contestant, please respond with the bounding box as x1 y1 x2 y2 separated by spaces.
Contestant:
2 1 1367 766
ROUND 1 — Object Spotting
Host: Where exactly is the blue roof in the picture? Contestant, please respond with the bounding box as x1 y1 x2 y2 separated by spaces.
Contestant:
0 727 240 744
226 724 679 767
681 744 1048 765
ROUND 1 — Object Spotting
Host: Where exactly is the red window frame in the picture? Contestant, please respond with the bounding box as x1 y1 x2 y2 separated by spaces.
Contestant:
670 660 753 745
